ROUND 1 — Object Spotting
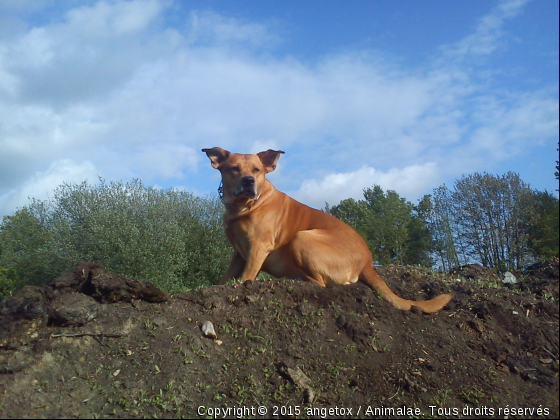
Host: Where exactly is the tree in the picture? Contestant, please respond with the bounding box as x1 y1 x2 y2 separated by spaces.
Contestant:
424 185 466 271
407 195 434 267
0 208 64 291
325 198 369 239
527 190 559 259
555 142 559 191
441 172 534 270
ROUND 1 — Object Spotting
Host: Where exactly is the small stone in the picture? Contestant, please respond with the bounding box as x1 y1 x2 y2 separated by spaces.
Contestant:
502 271 517 284
201 320 217 339
304 387 316 404
244 295 259 304
285 366 312 389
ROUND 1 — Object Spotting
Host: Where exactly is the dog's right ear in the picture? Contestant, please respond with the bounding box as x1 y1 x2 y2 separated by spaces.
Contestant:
202 147 230 169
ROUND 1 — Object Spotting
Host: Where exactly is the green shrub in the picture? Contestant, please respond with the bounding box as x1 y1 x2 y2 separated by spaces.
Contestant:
0 179 232 296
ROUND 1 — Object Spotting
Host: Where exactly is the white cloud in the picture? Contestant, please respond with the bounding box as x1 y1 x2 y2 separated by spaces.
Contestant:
1 0 176 107
0 159 99 216
470 92 559 156
120 143 199 179
423 89 559 173
250 140 282 154
0 0 557 219
292 163 440 209
187 10 280 50
0 102 107 188
441 0 530 61
65 0 163 37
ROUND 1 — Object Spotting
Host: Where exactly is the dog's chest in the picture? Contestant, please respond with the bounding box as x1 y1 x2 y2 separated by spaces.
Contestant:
225 220 257 256
225 214 276 258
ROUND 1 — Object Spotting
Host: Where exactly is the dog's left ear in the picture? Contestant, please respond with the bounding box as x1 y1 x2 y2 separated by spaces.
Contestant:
257 149 285 173
202 147 230 169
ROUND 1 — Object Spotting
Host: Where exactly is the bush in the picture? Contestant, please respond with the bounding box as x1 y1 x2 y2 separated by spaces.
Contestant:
0 179 232 296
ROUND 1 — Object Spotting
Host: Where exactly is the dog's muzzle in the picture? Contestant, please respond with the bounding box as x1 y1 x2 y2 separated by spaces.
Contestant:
234 176 257 198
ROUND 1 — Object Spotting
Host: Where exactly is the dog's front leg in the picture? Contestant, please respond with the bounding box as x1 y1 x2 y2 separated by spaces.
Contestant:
220 250 246 284
240 247 270 281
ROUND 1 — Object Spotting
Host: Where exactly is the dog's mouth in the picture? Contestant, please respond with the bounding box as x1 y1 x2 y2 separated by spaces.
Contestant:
233 187 257 199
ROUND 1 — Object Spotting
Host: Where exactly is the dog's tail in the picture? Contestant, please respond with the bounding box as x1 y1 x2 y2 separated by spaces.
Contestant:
361 266 452 314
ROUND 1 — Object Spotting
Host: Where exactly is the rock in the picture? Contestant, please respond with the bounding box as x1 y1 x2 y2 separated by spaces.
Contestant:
244 294 259 304
503 271 517 284
304 387 316 404
48 293 98 326
277 363 316 401
201 320 217 339
285 366 312 389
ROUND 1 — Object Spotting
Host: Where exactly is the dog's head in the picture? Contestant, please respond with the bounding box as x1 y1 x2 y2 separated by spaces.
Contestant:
202 147 284 205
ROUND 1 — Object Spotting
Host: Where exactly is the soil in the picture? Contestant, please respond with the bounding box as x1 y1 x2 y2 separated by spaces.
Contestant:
0 260 558 419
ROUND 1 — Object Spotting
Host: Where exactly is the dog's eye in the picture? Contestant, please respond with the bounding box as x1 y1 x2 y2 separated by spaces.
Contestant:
230 167 240 173
252 168 260 174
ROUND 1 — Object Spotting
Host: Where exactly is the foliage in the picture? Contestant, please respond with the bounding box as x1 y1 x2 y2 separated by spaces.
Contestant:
0 265 17 297
1 169 557 296
422 185 464 271
324 198 368 238
527 190 560 260
0 208 65 294
327 172 558 272
452 172 534 270
407 195 435 267
555 142 559 188
426 172 558 271
0 179 231 295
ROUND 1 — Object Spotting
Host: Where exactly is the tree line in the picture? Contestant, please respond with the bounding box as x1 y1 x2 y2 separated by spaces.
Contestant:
0 179 231 296
327 172 558 272
0 171 558 296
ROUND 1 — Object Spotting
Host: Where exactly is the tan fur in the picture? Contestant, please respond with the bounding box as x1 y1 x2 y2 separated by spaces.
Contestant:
202 147 452 313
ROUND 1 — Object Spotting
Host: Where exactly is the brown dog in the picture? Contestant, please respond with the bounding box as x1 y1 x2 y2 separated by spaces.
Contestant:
202 147 452 313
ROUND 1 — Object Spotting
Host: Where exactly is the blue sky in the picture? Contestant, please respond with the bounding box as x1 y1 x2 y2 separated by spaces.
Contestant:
0 0 558 218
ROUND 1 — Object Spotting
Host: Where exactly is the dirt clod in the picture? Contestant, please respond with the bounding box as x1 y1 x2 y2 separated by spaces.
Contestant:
48 293 98 326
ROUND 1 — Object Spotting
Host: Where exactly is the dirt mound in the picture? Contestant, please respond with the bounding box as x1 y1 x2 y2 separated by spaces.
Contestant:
449 264 500 280
1 263 558 418
524 259 560 282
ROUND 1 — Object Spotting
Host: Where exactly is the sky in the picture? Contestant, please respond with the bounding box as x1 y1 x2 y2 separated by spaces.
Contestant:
0 0 558 218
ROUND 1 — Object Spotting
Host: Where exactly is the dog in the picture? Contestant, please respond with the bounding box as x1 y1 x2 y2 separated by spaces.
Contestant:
202 147 452 313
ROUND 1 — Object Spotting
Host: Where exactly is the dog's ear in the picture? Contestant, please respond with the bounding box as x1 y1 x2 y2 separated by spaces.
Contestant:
202 147 230 169
257 149 285 173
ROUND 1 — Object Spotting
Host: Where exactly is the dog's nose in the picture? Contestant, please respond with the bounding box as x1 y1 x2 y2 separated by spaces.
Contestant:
241 176 255 187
